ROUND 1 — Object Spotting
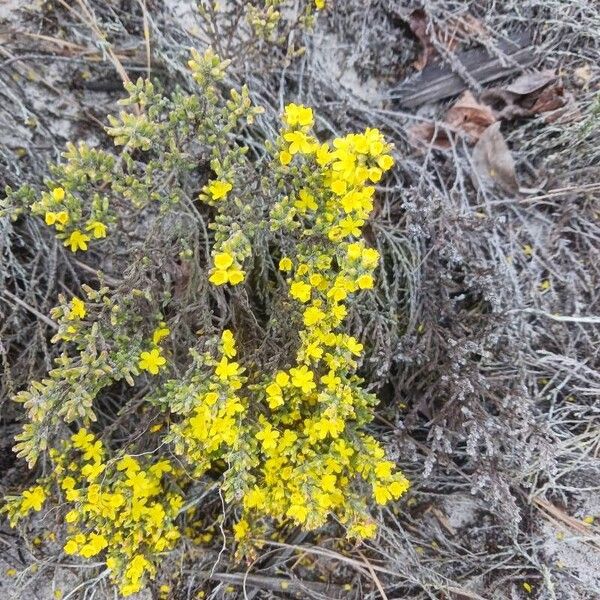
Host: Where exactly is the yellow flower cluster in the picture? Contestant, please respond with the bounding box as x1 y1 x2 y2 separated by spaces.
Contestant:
173 104 408 542
59 430 182 596
32 183 109 252
5 428 183 596
6 73 409 597
208 251 245 286
224 107 408 536
169 330 247 477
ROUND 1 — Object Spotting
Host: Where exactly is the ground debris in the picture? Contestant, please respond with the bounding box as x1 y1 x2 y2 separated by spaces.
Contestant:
390 31 535 107
471 122 519 194
408 90 496 148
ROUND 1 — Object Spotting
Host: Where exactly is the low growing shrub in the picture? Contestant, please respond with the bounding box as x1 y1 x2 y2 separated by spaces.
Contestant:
2 48 408 596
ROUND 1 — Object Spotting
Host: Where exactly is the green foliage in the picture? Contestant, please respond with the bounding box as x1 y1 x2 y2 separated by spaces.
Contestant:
3 47 407 597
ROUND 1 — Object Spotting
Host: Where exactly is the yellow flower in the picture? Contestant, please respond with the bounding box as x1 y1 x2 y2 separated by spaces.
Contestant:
233 518 250 541
210 253 245 286
321 370 341 390
303 305 325 326
125 472 155 498
21 486 46 512
303 340 323 360
227 268 245 285
368 167 382 183
287 503 309 523
82 461 106 481
65 510 79 523
215 356 241 380
290 365 315 393
106 557 118 572
309 417 344 440
315 0 326 9
52 187 65 201
349 521 377 538
152 324 170 345
275 371 290 387
267 395 284 410
377 154 394 170
80 533 108 558
361 247 380 268
61 476 76 490
138 348 166 375
63 539 79 555
86 220 107 239
256 424 280 451
45 211 69 226
207 180 232 201
346 242 362 260
279 429 297 451
357 274 374 289
294 189 317 213
389 478 409 499
279 150 292 165
68 297 86 320
145 504 166 529
209 269 229 285
266 382 284 409
149 460 172 477
374 461 394 479
330 179 346 196
45 212 58 225
82 440 103 463
279 257 292 272
71 428 94 449
283 131 314 155
64 230 90 252
290 281 312 303
65 488 80 502
284 103 314 128
221 329 236 357
316 143 332 166
373 484 391 505
214 252 234 270
126 554 150 582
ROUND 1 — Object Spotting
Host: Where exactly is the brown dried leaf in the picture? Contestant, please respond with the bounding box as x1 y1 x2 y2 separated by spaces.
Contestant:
530 83 566 113
505 69 556 96
409 9 436 71
408 122 453 150
445 91 497 142
540 89 582 124
408 92 496 150
479 71 580 122
471 122 518 195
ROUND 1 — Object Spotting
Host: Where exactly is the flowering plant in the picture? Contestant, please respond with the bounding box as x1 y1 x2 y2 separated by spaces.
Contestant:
3 48 408 596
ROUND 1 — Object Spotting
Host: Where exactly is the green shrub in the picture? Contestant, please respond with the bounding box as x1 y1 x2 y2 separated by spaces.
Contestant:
3 48 408 596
